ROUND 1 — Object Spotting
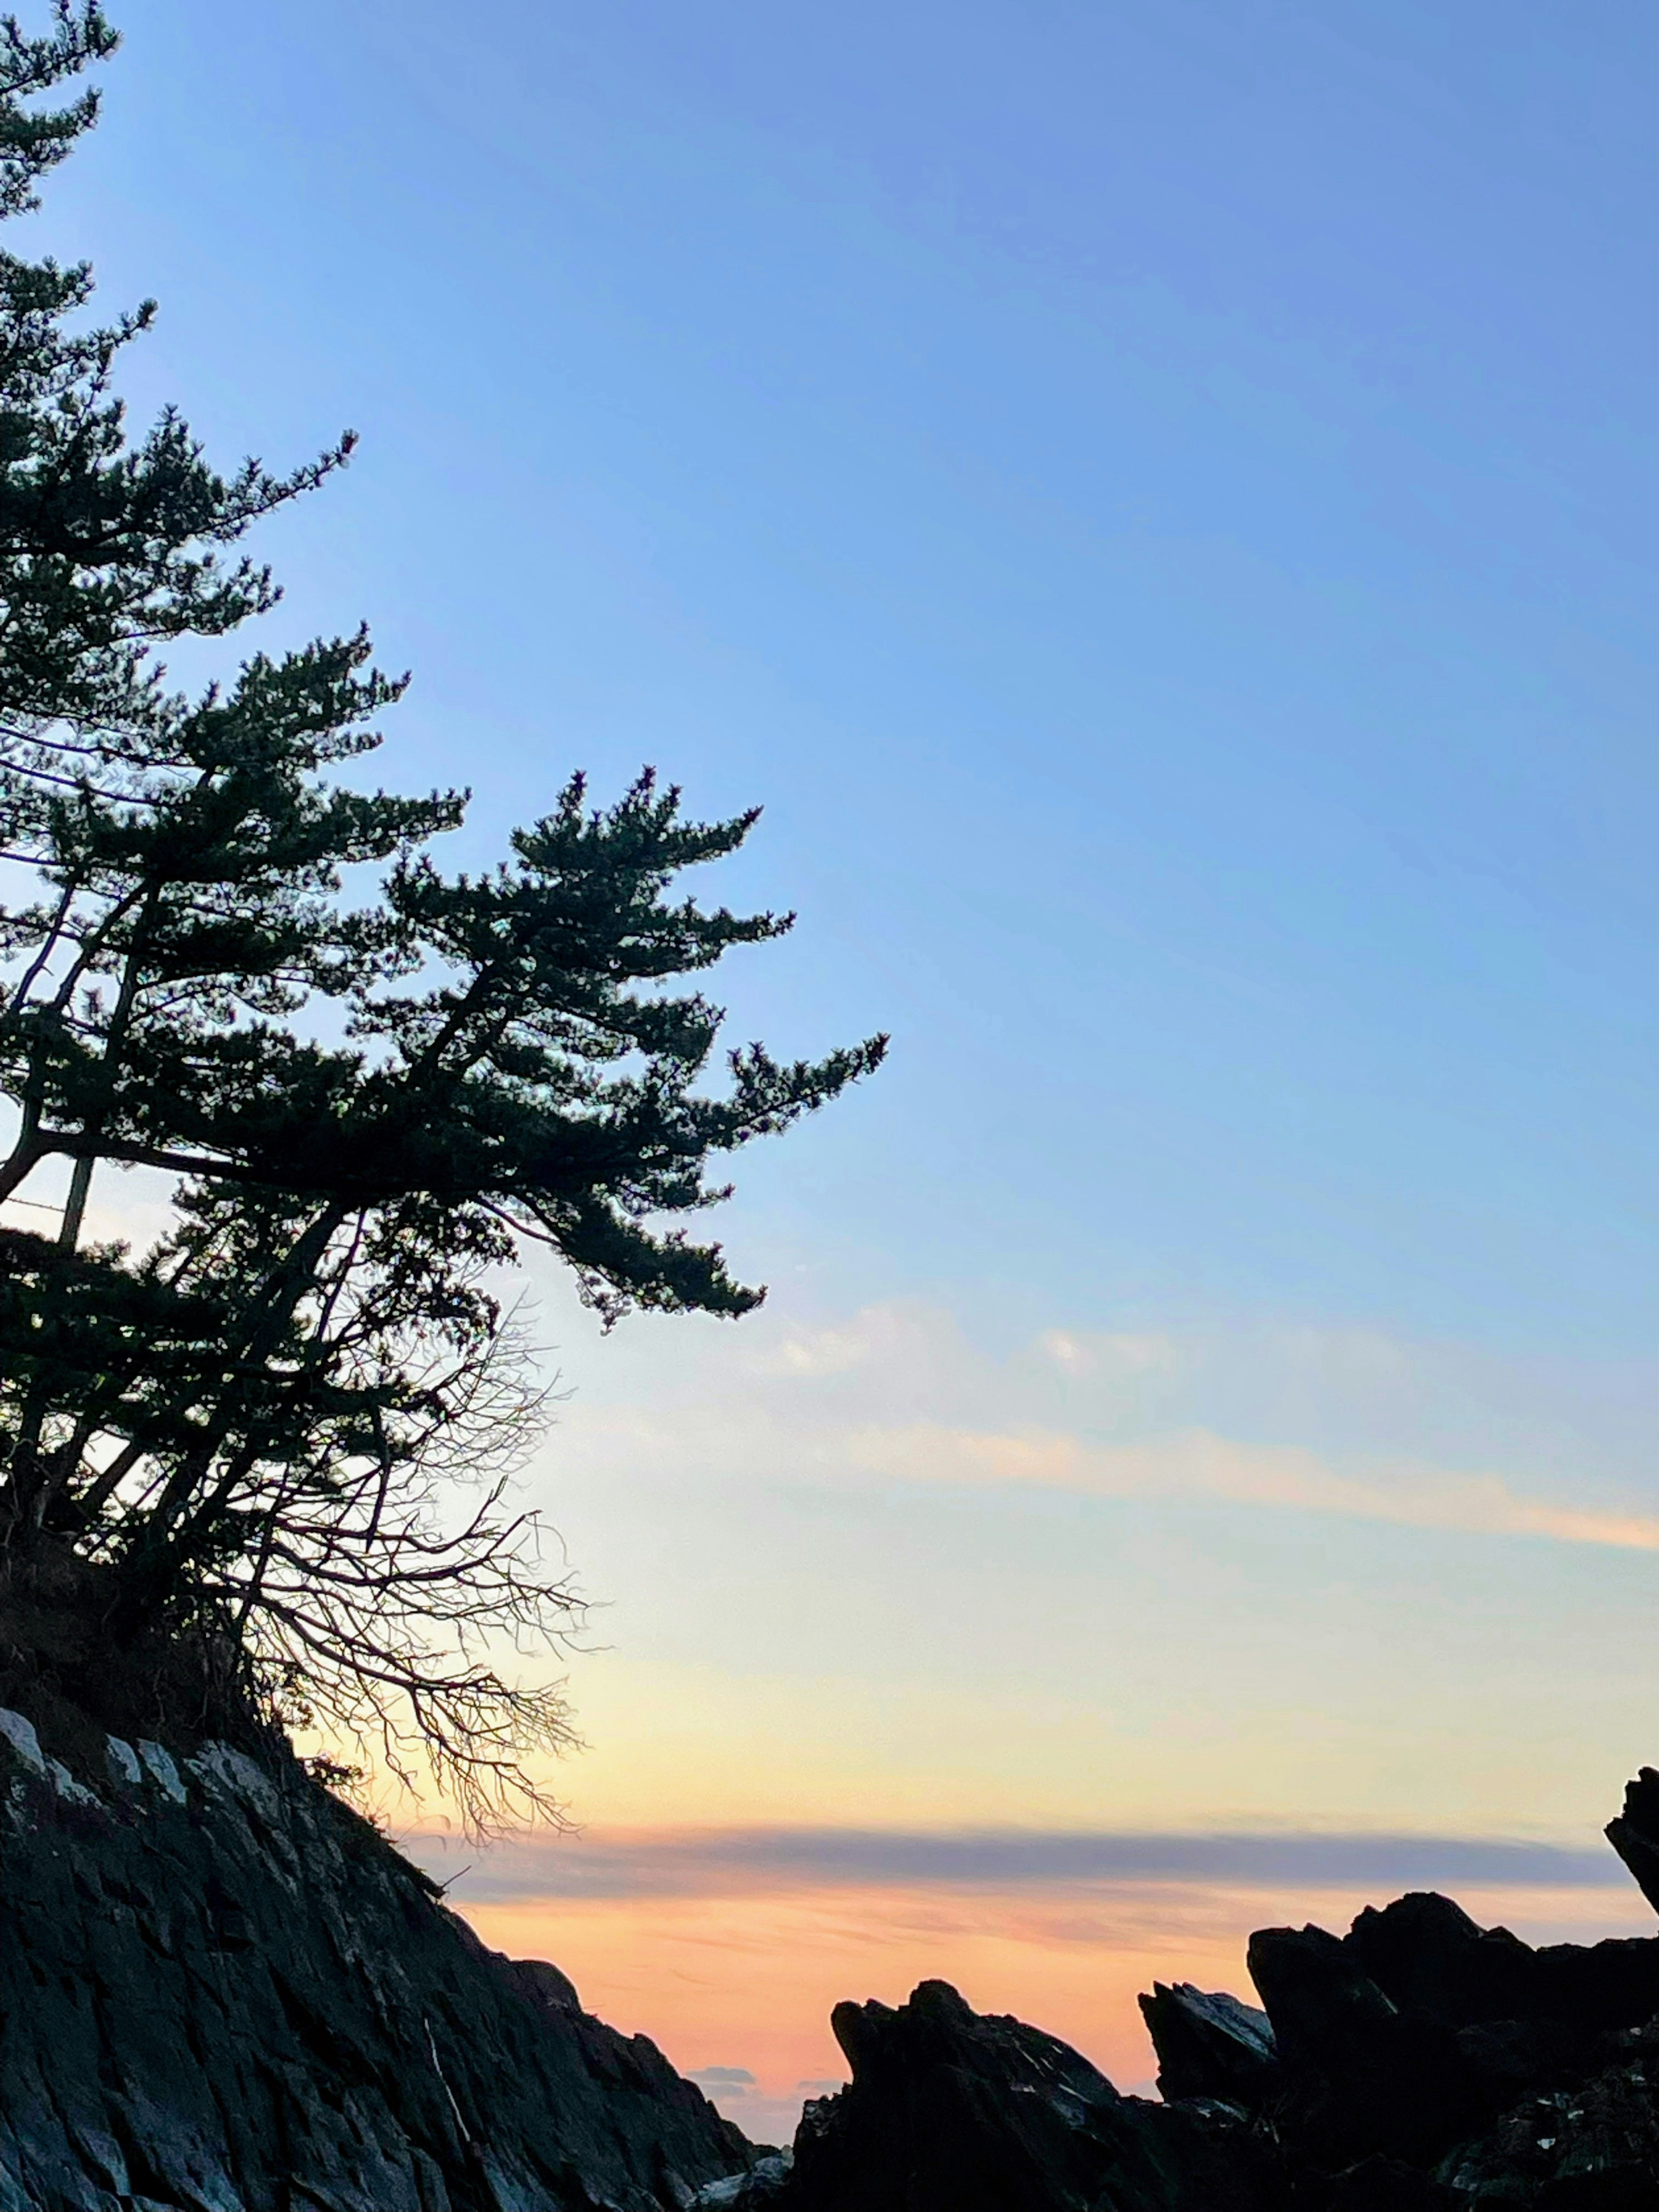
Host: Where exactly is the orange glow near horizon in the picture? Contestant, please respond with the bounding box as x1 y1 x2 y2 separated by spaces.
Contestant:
451 1874 1655 2143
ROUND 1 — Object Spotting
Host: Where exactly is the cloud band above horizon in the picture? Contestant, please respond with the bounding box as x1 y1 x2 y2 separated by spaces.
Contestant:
408 1823 1632 1905
848 1422 1659 1553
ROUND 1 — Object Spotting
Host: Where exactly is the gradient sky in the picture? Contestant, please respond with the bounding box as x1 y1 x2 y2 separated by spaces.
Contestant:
19 0 1659 2140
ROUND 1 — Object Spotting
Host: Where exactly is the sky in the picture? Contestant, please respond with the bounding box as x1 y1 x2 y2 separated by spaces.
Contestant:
14 0 1659 2142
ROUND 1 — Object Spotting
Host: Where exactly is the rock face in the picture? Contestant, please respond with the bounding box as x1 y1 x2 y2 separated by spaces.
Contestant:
760 1925 1659 2210
1136 1981 1278 2108
1609 1769 1659 1920
779 1978 1279 2212
0 1709 755 2212
1246 1893 1659 2191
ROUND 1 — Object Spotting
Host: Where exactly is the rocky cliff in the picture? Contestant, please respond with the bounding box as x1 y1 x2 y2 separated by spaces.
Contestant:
0 1708 757 2211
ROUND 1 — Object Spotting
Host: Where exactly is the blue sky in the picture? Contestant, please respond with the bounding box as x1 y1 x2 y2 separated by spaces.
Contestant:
39 0 1655 1351
19 0 1657 2127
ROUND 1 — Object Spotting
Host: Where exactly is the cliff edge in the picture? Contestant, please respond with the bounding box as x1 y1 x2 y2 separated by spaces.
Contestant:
0 1707 756 2212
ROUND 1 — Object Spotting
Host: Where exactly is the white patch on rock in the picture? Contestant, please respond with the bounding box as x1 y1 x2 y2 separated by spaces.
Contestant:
189 1741 281 1822
0 1707 45 1774
136 1740 187 1804
690 2154 793 2208
47 1758 100 1807
689 2179 750 2209
105 1736 143 1789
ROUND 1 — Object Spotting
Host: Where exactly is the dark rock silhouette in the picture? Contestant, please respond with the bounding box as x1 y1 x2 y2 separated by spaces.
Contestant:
1608 1768 1659 1918
746 1777 1659 2210
0 1709 755 2210
1136 1980 1279 2107
780 1977 1279 2211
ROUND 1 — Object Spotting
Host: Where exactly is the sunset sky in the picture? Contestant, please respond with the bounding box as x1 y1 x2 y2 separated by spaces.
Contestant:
27 0 1658 2143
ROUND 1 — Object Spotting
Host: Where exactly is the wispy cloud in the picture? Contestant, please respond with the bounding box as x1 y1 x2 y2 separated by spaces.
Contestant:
847 1423 1659 1551
544 1297 1659 1558
1037 1330 1179 1379
410 1824 1627 1904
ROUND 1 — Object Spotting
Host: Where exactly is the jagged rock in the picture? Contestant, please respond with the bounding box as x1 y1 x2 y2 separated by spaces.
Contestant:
1346 1892 1539 2025
1136 1981 1278 2108
780 1977 1282 2210
1246 1922 1487 2165
1530 1937 1659 2034
1246 1922 1403 2066
1243 1881 1659 2181
1350 1887 1659 2036
0 1708 756 2212
1608 1769 1659 1919
690 2152 793 2206
1342 1888 1659 2123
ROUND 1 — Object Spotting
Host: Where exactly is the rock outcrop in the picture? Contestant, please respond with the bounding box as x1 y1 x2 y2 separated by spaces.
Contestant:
777 1977 1278 2211
749 1932 1659 2208
1609 1770 1659 1920
744 1775 1659 2211
0 1707 757 2212
1135 1981 1278 2108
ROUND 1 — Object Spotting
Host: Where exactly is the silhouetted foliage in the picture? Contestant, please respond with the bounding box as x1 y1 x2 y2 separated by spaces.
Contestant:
0 7 886 1827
